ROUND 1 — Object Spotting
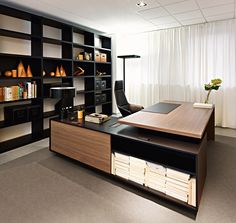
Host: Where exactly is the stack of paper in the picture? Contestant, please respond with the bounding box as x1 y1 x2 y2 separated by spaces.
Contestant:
129 156 146 185
145 162 166 193
165 168 190 202
188 177 196 207
113 152 130 180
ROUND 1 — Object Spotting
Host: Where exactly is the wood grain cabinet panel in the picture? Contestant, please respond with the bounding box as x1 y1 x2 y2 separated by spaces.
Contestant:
51 120 111 173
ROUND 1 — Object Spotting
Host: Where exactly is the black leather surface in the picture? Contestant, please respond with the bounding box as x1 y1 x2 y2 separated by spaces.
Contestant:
142 102 181 114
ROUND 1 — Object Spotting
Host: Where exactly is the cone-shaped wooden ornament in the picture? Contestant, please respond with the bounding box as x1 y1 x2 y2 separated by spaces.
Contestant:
60 65 66 76
17 61 26 77
27 65 33 77
55 66 60 77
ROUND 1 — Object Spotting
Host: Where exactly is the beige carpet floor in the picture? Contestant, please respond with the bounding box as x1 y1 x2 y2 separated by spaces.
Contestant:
0 135 235 223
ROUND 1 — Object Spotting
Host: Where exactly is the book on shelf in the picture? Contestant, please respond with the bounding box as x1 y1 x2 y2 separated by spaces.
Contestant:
11 86 19 100
111 154 197 206
146 162 166 176
85 113 110 124
166 168 190 182
1 82 37 102
26 82 32 98
188 177 196 207
4 87 12 101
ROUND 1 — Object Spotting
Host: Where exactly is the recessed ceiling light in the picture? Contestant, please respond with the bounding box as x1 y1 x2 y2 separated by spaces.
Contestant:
136 1 147 8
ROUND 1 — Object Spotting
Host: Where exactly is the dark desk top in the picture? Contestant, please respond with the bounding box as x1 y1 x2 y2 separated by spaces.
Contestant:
52 116 203 155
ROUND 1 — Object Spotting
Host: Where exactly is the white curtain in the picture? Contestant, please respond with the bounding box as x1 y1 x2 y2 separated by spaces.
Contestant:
114 19 236 128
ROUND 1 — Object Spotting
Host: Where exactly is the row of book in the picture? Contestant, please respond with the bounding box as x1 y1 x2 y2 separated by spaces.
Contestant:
0 81 37 102
111 152 196 207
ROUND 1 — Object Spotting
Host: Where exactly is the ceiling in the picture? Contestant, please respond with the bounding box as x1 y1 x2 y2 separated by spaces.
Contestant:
2 0 236 34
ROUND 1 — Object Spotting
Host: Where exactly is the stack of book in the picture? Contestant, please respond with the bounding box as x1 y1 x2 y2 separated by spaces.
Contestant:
85 113 110 124
111 154 196 206
145 162 166 193
165 168 190 203
113 152 130 180
129 156 146 185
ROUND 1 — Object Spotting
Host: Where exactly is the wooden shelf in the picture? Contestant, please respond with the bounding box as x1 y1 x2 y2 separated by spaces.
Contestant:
0 28 31 40
95 62 111 64
73 60 94 63
43 37 72 45
0 98 36 104
95 101 112 106
0 77 41 81
95 75 111 78
43 76 73 79
0 53 41 59
73 75 94 78
113 174 197 210
95 47 111 52
77 90 94 94
43 57 72 62
95 88 112 92
43 110 58 118
73 43 94 49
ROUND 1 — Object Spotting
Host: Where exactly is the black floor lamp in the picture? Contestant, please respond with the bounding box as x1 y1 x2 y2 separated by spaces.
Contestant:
117 55 141 91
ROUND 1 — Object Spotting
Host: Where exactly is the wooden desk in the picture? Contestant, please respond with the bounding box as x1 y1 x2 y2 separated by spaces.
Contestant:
118 102 214 139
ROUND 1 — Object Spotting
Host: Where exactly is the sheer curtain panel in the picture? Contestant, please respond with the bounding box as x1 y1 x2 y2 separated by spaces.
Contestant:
115 19 236 128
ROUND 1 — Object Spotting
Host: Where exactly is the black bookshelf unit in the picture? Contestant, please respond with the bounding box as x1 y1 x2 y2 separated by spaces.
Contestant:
0 4 112 153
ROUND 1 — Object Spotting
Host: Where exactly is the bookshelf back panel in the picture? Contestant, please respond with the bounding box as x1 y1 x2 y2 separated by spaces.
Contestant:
0 14 31 34
43 25 61 40
0 36 31 55
73 32 84 45
0 122 31 142
43 43 62 58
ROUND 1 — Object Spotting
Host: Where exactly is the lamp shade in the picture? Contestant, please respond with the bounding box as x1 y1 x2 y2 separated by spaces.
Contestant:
50 87 75 99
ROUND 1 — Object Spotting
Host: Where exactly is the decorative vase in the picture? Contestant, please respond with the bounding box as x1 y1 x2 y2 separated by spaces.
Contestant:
204 90 212 104
27 65 33 77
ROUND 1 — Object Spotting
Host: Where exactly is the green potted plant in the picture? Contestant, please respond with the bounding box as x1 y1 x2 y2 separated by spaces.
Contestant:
204 78 222 104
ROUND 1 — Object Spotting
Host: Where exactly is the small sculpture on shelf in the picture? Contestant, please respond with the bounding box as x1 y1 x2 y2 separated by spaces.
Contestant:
12 70 17 78
60 65 66 77
4 70 12 77
43 70 46 77
96 70 107 76
17 61 26 77
76 53 84 61
27 65 33 77
74 66 84 76
55 66 60 77
50 72 55 77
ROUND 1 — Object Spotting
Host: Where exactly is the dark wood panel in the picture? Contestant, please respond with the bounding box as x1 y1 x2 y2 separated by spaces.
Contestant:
196 134 207 206
51 120 111 173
